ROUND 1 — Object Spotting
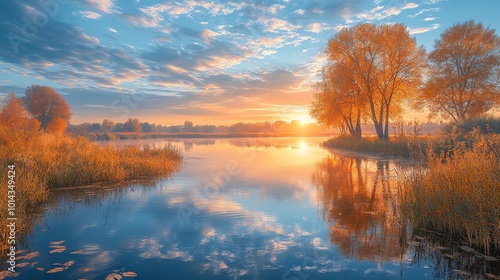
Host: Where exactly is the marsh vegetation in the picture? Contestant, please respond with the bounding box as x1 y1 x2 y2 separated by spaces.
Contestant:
0 126 182 247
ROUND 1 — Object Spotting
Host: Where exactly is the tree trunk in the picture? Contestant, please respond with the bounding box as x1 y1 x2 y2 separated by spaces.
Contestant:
373 121 384 140
354 116 362 138
383 105 390 140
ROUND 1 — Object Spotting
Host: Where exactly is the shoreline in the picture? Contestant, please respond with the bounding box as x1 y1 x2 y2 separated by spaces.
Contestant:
82 132 337 141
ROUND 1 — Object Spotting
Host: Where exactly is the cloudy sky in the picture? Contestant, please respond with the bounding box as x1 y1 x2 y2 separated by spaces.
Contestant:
1 0 499 125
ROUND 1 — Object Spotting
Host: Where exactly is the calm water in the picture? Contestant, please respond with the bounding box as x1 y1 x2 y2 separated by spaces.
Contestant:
5 137 498 279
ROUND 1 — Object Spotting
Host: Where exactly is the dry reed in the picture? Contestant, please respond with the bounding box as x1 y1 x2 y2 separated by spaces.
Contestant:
400 133 500 254
0 126 182 245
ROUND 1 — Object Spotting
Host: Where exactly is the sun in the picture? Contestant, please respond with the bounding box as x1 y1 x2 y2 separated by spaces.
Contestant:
292 113 314 125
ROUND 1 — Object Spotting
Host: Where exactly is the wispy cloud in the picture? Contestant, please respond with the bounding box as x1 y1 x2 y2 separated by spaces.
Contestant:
408 23 440 34
424 17 437 21
79 0 114 13
348 2 419 23
408 7 440 18
79 11 102 20
1 0 493 124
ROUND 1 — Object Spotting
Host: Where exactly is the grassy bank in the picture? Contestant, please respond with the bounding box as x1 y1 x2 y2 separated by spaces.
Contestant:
400 134 500 254
323 135 416 157
0 126 182 246
324 131 500 254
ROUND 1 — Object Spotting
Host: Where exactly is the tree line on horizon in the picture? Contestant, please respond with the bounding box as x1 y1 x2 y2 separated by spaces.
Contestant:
67 119 331 135
311 20 500 140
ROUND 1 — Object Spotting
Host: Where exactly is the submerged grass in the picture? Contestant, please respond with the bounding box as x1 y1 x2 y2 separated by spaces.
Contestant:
0 126 181 246
400 133 500 254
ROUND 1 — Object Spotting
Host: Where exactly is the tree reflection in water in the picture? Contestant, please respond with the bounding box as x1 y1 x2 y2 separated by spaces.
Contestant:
313 155 407 262
312 154 500 279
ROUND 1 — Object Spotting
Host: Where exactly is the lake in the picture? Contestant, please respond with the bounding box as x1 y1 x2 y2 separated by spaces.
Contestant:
4 137 498 279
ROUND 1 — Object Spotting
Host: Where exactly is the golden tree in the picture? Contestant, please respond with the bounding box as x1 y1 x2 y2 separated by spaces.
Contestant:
316 23 425 140
101 119 115 132
0 93 40 131
419 21 500 121
23 85 71 131
311 58 364 137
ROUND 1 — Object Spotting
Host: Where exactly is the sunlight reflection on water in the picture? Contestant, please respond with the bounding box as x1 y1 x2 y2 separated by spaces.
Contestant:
5 137 498 280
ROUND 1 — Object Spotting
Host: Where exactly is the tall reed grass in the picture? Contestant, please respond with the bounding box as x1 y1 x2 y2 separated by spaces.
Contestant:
323 134 422 157
0 126 182 245
400 133 500 254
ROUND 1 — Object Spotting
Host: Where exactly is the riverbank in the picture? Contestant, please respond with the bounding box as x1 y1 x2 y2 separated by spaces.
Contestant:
323 132 500 253
0 126 182 247
323 135 420 158
400 135 500 254
81 131 336 141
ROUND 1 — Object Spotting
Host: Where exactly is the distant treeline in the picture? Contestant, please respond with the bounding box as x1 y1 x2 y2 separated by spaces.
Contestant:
67 118 446 140
67 119 333 136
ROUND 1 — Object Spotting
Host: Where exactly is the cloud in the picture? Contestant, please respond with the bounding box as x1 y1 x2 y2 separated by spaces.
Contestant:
408 23 440 34
121 4 169 28
122 1 229 28
348 2 419 23
307 23 329 33
300 0 365 18
79 11 102 19
264 18 299 32
141 38 254 81
78 0 113 13
0 1 146 87
268 4 285 14
408 7 440 18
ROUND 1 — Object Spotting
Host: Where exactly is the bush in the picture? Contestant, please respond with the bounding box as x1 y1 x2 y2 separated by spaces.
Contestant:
444 117 500 134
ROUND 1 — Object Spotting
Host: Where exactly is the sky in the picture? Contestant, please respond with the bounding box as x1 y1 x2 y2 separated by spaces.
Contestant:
1 0 499 125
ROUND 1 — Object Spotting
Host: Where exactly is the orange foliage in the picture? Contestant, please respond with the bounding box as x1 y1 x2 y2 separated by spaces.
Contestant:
0 93 40 131
23 85 71 131
419 21 500 122
315 23 426 140
46 117 68 134
311 60 364 137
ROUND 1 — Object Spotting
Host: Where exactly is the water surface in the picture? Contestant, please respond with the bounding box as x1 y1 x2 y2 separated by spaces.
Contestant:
5 137 498 279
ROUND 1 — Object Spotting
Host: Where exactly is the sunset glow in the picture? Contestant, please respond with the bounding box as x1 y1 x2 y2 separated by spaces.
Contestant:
1 0 499 125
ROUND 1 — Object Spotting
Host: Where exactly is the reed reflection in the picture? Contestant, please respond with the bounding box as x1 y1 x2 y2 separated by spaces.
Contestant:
313 155 407 262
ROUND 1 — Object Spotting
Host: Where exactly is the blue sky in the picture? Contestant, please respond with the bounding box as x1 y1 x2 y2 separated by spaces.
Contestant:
1 0 499 125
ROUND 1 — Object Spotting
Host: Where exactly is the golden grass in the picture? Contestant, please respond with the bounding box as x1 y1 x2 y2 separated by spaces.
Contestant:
323 134 426 158
400 133 500 254
0 125 181 245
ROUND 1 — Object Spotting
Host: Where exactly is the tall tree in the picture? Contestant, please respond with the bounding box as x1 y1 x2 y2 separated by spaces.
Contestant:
319 23 425 140
0 93 40 131
183 120 194 132
418 21 500 122
123 118 142 132
311 60 364 137
23 85 71 131
101 119 115 132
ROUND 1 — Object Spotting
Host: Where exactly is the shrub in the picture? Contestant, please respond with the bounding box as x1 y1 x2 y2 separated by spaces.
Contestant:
444 117 500 134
